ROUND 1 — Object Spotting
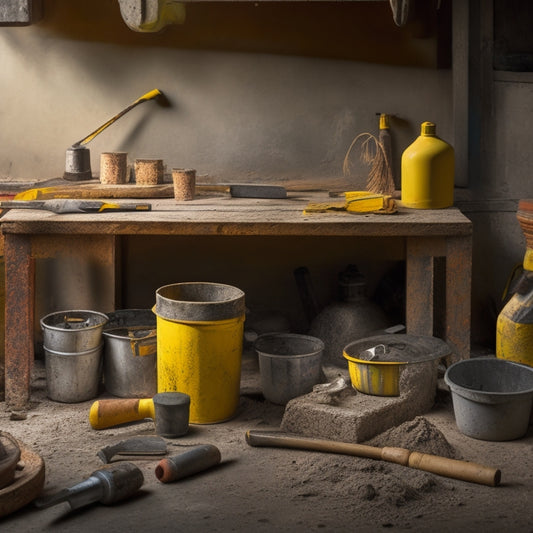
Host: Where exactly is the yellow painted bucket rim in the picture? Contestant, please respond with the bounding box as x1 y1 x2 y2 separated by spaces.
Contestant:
342 352 408 366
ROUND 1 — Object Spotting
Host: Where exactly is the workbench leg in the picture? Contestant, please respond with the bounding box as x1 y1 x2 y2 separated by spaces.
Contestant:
4 234 34 411
405 239 435 337
445 235 472 362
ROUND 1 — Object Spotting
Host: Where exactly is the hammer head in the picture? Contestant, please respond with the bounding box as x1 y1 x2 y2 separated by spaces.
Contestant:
153 392 190 438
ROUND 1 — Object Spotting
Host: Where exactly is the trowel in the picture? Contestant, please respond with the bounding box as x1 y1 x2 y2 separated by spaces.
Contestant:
64 88 166 181
0 199 151 214
97 436 167 463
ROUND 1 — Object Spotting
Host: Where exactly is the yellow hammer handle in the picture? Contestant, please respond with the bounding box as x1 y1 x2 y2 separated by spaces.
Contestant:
89 398 155 429
77 89 162 146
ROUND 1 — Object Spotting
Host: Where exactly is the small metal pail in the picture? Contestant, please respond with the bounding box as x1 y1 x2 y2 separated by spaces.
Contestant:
103 310 157 398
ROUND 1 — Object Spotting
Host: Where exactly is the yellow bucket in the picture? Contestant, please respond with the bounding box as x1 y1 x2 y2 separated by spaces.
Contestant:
343 352 406 396
155 282 245 424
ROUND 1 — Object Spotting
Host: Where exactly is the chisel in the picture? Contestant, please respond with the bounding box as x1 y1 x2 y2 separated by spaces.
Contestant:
0 200 151 214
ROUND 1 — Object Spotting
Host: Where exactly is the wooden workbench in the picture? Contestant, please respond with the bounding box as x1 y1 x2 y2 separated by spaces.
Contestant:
1 193 472 410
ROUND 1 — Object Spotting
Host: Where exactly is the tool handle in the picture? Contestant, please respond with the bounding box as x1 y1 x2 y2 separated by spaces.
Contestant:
245 430 382 460
35 463 144 510
246 430 501 487
89 398 155 429
0 201 45 210
93 463 145 505
77 89 162 146
97 202 152 212
155 445 222 483
405 450 501 487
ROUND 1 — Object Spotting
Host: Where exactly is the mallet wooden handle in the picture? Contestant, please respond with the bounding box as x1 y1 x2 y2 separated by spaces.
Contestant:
89 399 155 429
245 430 501 487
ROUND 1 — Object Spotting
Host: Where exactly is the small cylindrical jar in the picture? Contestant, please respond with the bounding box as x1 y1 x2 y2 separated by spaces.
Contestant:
135 159 164 185
100 152 129 184
172 168 196 201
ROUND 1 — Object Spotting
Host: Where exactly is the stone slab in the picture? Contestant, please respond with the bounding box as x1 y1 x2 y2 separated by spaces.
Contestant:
281 360 439 443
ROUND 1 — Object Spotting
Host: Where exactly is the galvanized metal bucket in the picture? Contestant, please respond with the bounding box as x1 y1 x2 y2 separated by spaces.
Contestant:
254 333 324 405
44 344 103 403
445 357 533 441
103 309 157 398
40 310 109 352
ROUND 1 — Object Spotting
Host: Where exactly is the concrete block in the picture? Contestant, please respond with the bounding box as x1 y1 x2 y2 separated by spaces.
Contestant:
280 360 439 443
0 0 42 26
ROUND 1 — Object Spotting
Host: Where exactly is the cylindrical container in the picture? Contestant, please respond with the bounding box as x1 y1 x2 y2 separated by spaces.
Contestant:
155 444 221 483
154 282 245 424
254 333 324 405
134 158 164 185
40 310 108 353
103 309 157 398
100 152 129 184
153 392 190 437
444 357 533 441
64 145 92 181
401 121 454 209
44 344 103 402
172 168 196 201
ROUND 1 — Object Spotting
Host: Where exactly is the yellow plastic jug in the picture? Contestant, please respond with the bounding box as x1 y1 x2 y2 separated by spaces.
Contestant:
401 121 454 209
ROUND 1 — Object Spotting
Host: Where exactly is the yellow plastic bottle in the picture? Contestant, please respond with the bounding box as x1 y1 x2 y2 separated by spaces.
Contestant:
401 121 454 209
496 200 533 367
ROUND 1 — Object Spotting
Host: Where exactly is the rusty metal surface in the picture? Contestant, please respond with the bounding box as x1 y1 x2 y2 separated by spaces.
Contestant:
4 234 34 411
445 236 473 363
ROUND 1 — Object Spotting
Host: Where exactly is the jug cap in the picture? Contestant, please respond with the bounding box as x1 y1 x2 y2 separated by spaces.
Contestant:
421 121 436 136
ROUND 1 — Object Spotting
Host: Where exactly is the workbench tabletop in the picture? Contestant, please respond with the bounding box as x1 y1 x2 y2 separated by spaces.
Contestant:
0 193 472 237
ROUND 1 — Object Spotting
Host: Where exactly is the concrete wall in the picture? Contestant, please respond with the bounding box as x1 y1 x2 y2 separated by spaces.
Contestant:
11 1 518 349
0 1 451 184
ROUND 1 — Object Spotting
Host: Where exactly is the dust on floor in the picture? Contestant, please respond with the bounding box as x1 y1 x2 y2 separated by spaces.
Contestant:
1 359 533 532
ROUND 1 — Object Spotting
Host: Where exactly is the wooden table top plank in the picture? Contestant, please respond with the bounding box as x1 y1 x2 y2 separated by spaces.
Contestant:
0 194 472 238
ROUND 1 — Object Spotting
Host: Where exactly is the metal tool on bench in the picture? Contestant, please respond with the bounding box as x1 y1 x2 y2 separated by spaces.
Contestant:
64 88 166 181
89 392 190 437
0 199 151 214
34 462 144 510
245 430 502 487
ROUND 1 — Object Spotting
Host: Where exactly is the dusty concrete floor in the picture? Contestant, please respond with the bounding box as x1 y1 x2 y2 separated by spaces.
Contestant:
1 352 533 532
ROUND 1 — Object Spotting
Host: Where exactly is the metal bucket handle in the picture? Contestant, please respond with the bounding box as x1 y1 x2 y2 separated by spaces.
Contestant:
63 316 92 329
129 328 157 357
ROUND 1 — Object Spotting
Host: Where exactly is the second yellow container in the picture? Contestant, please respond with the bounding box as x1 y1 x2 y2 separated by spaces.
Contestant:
155 282 245 424
401 121 454 209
